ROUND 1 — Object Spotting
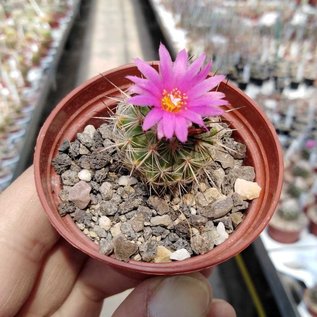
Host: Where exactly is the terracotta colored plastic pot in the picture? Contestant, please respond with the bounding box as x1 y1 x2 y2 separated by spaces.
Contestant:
304 288 317 317
307 208 317 236
34 63 283 275
267 225 302 244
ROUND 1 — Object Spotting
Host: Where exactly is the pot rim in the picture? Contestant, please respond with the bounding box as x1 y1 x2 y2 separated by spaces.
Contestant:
34 63 284 275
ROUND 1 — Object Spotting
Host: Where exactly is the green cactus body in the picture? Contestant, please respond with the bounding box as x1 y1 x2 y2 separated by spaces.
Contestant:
278 208 300 221
113 101 229 191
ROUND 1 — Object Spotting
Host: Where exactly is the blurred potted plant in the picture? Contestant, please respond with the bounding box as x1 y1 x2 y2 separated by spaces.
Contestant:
304 285 317 317
268 199 308 243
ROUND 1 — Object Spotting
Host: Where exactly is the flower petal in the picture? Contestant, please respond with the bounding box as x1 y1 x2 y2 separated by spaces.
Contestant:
162 112 176 139
180 110 205 126
128 95 159 107
142 108 163 130
191 105 224 116
159 43 173 89
135 58 161 87
188 92 228 107
126 75 161 97
157 120 164 139
175 116 188 142
188 75 225 98
194 61 212 82
173 49 188 80
187 53 206 77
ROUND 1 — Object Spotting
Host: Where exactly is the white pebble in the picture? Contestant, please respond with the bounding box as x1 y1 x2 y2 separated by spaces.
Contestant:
83 125 96 139
234 178 261 200
78 169 92 182
118 175 138 186
214 222 229 245
170 249 191 261
190 207 197 215
110 222 122 237
99 216 112 231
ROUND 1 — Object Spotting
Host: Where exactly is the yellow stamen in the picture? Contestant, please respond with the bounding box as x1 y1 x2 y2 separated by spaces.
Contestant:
161 88 187 113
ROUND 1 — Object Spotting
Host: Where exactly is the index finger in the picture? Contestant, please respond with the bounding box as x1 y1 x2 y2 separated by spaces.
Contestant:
0 166 59 316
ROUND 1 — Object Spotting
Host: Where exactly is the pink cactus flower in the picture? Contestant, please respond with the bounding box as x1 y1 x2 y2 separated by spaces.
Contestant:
127 43 228 142
306 139 317 150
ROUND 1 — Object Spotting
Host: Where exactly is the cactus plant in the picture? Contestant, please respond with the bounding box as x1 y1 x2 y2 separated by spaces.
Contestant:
113 101 231 190
112 43 230 191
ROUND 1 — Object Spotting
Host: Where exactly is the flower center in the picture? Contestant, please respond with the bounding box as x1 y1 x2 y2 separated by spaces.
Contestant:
161 88 187 113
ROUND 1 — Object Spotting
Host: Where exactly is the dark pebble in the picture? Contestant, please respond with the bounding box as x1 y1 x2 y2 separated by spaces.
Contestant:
69 140 81 159
90 152 111 170
58 201 76 216
52 153 72 174
58 140 70 153
151 226 169 238
93 168 109 184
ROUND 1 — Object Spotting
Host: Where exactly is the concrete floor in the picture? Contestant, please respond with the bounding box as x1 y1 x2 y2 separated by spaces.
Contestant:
77 0 156 84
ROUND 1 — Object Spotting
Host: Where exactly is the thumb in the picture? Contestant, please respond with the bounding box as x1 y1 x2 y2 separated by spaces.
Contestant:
112 273 212 317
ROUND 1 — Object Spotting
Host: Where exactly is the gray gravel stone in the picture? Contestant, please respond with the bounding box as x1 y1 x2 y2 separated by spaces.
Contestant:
113 235 138 262
191 232 214 255
100 201 118 216
214 217 234 233
99 182 113 200
58 202 76 216
201 196 234 219
92 225 108 238
72 208 87 222
99 238 114 255
209 168 225 188
77 132 94 149
52 153 72 174
189 214 208 226
129 212 145 232
78 155 91 170
222 138 246 159
147 196 170 215
213 149 235 169
58 140 70 153
173 238 192 254
174 220 190 235
195 192 209 207
143 226 152 240
221 174 235 195
150 215 173 227
230 212 244 227
120 222 137 239
79 144 90 155
151 226 169 238
119 198 143 214
68 140 81 159
89 152 111 170
93 168 108 184
139 239 158 262
98 123 114 140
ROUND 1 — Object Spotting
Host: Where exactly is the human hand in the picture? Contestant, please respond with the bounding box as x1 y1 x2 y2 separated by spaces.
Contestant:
0 166 236 317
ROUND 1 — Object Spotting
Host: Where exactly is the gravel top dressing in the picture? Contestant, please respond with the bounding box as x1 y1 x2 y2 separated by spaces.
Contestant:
52 120 260 263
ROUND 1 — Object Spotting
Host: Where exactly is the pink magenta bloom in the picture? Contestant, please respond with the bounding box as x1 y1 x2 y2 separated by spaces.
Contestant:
127 43 228 142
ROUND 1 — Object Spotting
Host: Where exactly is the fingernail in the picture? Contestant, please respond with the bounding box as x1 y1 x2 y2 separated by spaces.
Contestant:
148 275 211 317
